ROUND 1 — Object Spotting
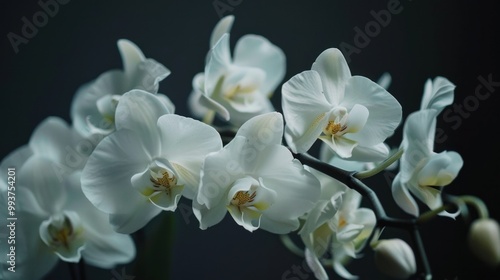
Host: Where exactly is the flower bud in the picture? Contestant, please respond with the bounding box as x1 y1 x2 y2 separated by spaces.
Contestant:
468 218 500 267
373 239 416 279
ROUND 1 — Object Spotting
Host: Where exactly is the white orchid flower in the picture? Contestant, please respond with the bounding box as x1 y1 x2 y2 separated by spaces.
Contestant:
81 89 222 233
0 116 97 191
391 109 463 217
189 15 286 127
392 77 460 217
318 72 397 171
282 48 402 158
0 127 135 280
194 112 320 234
70 39 173 137
0 158 135 280
300 170 376 280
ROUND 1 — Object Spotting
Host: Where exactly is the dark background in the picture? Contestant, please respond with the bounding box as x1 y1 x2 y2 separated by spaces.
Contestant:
1 0 500 279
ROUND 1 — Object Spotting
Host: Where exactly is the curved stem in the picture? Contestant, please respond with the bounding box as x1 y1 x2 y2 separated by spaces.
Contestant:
294 152 414 229
355 148 404 180
458 195 489 219
279 234 305 257
417 204 454 224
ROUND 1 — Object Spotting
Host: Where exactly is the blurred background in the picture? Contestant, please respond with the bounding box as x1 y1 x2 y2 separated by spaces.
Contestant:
1 0 499 279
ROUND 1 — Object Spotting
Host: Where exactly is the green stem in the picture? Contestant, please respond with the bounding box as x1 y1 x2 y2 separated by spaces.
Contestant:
417 204 454 224
279 234 305 257
355 148 404 180
411 226 432 280
458 195 489 219
67 262 77 280
134 213 174 280
79 258 86 280
293 152 415 228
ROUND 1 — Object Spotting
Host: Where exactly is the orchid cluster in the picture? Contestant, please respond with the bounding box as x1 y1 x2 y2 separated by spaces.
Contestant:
2 15 499 280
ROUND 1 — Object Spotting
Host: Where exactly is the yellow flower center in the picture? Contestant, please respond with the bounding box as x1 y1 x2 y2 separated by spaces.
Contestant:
338 216 347 228
48 216 73 249
231 191 257 206
324 121 346 135
150 170 178 195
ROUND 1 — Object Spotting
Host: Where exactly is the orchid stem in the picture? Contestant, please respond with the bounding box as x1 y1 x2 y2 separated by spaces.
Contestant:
457 195 489 219
417 204 453 223
411 226 432 280
67 262 77 280
355 148 404 180
79 258 86 280
279 234 305 257
294 152 415 228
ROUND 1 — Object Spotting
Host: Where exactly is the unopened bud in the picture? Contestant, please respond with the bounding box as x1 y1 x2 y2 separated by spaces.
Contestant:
468 218 500 267
374 239 416 279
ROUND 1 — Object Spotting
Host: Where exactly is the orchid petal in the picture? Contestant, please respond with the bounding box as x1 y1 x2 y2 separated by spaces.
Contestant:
108 202 162 234
319 135 358 159
210 15 234 48
259 159 321 233
157 114 222 195
337 223 364 243
392 174 419 217
19 156 66 214
343 104 369 134
193 198 228 230
340 76 402 146
417 151 463 187
420 76 455 113
311 48 352 105
205 33 231 99
376 72 392 90
399 109 438 182
63 172 136 267
70 72 120 137
81 129 151 215
305 249 329 280
227 204 262 232
115 89 171 156
236 111 284 150
197 136 247 208
282 70 331 153
233 34 286 96
117 39 145 75
29 117 78 166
